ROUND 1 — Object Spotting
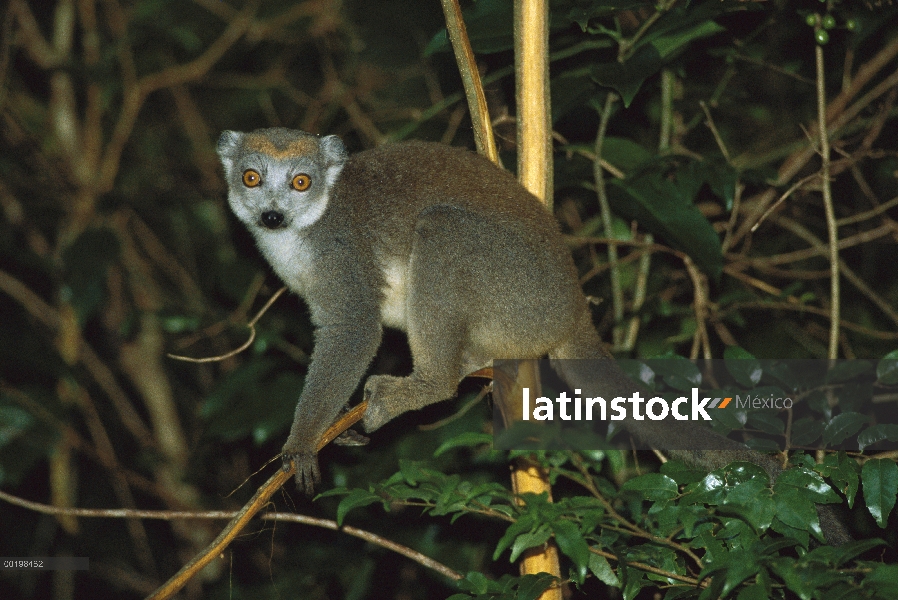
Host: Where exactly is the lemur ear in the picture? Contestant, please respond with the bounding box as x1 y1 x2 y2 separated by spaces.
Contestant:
319 135 347 167
216 131 243 160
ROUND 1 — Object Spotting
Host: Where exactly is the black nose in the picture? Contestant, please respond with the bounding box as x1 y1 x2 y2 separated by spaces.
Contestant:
260 211 284 229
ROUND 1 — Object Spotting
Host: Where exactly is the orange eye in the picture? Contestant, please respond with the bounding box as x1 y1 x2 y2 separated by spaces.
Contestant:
242 169 261 187
292 174 311 191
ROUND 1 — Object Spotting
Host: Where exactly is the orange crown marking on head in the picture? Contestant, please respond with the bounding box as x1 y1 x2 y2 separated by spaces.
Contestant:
245 134 318 159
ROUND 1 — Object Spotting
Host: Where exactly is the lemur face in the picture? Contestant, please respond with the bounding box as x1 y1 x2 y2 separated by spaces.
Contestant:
216 128 346 232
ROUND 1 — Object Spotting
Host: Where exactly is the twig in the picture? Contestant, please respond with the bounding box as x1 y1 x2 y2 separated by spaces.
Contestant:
734 222 894 267
623 233 652 350
768 215 898 328
145 400 368 599
683 256 711 359
98 1 261 194
0 431 466 586
717 302 898 340
836 195 898 227
750 173 821 233
814 31 840 360
731 39 898 245
439 0 498 163
699 101 731 163
419 384 491 431
167 287 287 363
588 547 703 587
593 93 624 349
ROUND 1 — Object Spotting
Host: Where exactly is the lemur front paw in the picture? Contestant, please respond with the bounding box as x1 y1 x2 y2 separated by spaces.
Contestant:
362 375 404 432
281 440 320 495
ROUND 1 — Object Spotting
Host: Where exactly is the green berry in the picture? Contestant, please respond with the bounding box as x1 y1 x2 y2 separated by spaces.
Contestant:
815 29 829 45
805 13 817 27
822 14 836 29
846 18 858 31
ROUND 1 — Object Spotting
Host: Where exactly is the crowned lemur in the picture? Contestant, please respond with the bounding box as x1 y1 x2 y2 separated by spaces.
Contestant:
217 128 849 543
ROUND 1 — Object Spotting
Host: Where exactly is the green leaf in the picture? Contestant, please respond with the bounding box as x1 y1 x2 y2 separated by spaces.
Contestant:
600 137 654 172
61 227 120 323
790 418 824 446
825 361 873 383
775 468 841 505
588 553 620 587
723 347 762 387
723 477 775 531
863 564 898 597
659 460 708 485
552 520 591 585
773 468 840 543
746 411 785 436
609 171 722 279
645 356 702 390
621 473 679 501
737 584 770 600
649 21 725 60
821 412 868 446
875 351 898 384
819 452 861 507
698 549 760 598
455 570 490 594
592 44 663 107
858 424 898 452
515 573 558 600
861 458 898 528
830 538 887 566
509 525 552 563
0 405 33 447
568 1 653 31
494 514 536 561
335 488 383 526
433 432 493 457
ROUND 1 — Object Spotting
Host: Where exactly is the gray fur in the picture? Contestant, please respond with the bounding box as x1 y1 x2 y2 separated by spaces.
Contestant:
215 128 850 544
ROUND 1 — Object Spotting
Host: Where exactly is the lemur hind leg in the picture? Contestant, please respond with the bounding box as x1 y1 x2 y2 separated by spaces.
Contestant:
362 206 471 432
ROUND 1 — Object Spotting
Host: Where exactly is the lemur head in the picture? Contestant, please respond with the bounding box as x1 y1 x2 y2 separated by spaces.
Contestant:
216 128 347 231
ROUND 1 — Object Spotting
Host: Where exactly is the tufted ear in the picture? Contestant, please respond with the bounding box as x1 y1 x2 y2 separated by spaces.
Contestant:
216 131 243 160
216 130 244 177
319 135 347 168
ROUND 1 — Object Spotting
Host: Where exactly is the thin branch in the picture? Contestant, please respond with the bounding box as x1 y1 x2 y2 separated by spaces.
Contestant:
718 302 898 340
623 233 652 350
815 34 840 359
145 400 369 600
683 256 711 359
588 547 703 587
699 101 730 163
836 195 898 227
268 513 463 581
0 453 465 585
97 0 261 193
168 286 287 363
751 173 822 233
439 0 497 163
593 93 624 349
733 222 895 267
731 38 898 245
